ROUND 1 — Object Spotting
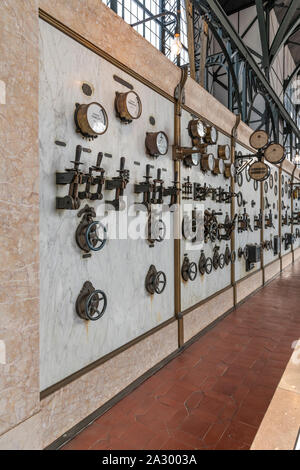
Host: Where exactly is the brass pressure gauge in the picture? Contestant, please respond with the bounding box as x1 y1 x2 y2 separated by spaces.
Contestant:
213 158 225 175
218 144 230 160
224 163 236 179
75 102 108 139
115 90 142 122
204 125 218 145
264 142 285 164
201 153 215 172
249 130 268 149
249 161 270 181
184 148 201 168
145 131 169 157
188 119 207 140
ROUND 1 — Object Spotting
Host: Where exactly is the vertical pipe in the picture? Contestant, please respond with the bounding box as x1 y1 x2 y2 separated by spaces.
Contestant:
260 173 265 285
174 67 188 348
279 166 282 271
231 114 240 306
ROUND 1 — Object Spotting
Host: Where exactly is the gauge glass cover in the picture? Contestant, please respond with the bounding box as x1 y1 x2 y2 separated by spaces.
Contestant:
197 120 206 138
208 154 215 171
156 132 168 155
126 91 141 119
87 103 107 134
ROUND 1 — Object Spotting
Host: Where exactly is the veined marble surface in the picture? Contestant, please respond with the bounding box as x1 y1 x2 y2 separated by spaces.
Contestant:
39 20 175 390
180 109 232 311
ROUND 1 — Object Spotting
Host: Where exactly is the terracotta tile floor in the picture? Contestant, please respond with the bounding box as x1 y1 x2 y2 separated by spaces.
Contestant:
63 261 300 450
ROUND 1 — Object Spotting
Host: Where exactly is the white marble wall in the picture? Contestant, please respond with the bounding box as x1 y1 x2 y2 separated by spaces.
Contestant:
39 21 175 390
180 109 232 310
263 165 280 266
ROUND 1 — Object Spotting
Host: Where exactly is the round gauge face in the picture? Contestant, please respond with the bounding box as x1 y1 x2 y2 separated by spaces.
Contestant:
249 130 268 149
249 161 270 181
224 145 230 159
285 182 288 194
126 91 142 119
237 172 243 187
264 181 268 193
191 151 201 166
230 163 236 177
275 172 278 182
86 103 108 134
208 154 215 171
264 142 285 164
197 120 206 138
210 126 218 144
218 158 225 174
274 185 278 196
156 132 168 155
269 174 274 189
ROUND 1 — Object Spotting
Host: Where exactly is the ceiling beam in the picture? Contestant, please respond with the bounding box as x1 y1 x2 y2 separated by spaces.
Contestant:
194 0 300 139
255 0 269 72
269 0 300 66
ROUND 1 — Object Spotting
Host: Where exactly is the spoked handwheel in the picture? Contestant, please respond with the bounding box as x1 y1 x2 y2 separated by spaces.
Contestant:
188 262 198 281
154 271 167 294
86 221 107 251
205 257 213 274
86 290 107 321
219 253 225 269
199 251 206 275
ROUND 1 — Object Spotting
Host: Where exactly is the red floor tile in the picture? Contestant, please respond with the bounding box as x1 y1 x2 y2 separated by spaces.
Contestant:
62 261 300 451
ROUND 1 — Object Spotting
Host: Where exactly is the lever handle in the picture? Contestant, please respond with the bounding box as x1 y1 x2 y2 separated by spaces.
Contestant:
96 152 103 167
120 157 125 171
157 168 161 180
75 145 83 164
146 164 151 177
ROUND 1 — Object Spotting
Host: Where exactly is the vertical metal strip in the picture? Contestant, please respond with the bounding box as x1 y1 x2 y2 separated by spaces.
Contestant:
231 114 241 306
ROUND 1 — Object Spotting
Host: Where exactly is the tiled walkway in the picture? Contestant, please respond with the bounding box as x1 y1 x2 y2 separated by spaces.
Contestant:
63 261 300 450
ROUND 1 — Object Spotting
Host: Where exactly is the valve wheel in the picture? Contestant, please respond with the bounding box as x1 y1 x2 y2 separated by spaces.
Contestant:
219 253 225 269
224 246 231 265
154 271 167 294
205 257 213 274
86 221 107 251
188 262 198 281
154 219 166 242
199 252 206 275
85 290 107 321
209 221 219 242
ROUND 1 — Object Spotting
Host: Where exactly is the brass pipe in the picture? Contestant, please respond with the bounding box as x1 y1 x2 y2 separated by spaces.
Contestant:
279 166 282 271
174 66 188 348
230 114 240 306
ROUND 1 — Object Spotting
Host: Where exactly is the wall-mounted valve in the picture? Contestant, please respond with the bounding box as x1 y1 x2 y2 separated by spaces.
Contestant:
254 210 262 231
134 164 153 211
145 265 167 295
163 171 180 207
105 157 130 210
238 209 253 233
212 246 225 270
76 281 107 321
198 251 213 275
181 254 197 281
151 169 164 204
282 233 293 250
264 210 275 229
147 215 166 248
282 210 290 227
204 209 222 242
218 213 237 240
75 205 107 258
